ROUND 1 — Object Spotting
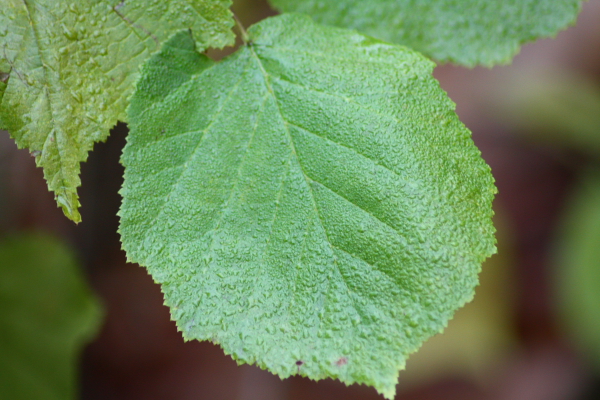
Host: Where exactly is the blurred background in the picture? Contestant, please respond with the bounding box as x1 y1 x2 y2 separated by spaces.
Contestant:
2 1 600 399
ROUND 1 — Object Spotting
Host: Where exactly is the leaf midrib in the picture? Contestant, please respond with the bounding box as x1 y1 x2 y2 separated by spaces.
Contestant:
21 0 74 216
250 43 424 327
250 45 412 277
248 44 363 325
249 45 336 255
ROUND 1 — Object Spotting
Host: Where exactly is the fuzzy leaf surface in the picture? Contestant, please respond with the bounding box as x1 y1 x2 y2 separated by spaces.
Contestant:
0 233 102 399
120 15 496 398
268 0 584 66
0 0 234 221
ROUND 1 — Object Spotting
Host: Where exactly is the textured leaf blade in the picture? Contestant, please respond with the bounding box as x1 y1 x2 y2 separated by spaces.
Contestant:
0 233 102 400
121 16 496 398
268 0 584 66
0 0 234 222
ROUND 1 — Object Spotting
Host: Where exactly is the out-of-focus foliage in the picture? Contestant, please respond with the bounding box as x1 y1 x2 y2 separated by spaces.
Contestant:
0 233 102 399
556 173 600 371
498 42 600 382
268 0 584 66
501 71 600 154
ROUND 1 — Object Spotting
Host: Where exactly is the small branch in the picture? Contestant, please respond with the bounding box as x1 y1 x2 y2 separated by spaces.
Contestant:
233 13 249 44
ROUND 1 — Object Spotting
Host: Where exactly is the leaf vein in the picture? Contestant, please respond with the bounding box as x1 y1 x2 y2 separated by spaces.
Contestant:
22 0 73 213
329 242 401 291
200 92 271 263
272 74 409 139
284 119 406 183
305 172 405 243
256 151 293 265
249 46 362 325
134 59 222 122
137 57 253 247
258 45 402 67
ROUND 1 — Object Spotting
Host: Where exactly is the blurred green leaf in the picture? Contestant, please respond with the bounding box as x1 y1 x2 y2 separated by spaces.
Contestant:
0 233 102 400
502 72 600 154
268 0 584 66
556 172 600 371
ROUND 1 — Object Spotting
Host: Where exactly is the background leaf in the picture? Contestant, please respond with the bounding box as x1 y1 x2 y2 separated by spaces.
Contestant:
555 172 600 372
0 233 102 400
0 0 234 222
120 15 496 399
268 0 584 66
498 70 600 155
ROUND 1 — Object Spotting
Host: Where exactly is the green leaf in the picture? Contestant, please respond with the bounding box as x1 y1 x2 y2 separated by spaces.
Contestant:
0 0 234 222
500 71 600 155
0 233 102 400
402 213 515 386
120 15 496 398
268 0 584 66
0 78 6 128
555 172 600 372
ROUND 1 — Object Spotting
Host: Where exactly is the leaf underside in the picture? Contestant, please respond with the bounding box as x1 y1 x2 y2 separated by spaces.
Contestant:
268 0 584 66
0 0 234 222
120 14 496 399
0 233 102 400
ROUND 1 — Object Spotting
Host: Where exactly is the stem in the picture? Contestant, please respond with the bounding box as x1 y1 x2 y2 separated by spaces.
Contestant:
233 13 249 44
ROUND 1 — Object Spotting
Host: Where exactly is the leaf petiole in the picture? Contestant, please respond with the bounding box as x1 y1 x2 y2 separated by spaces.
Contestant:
233 13 250 44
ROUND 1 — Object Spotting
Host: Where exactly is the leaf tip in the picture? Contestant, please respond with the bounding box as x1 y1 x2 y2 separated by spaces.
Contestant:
56 192 82 223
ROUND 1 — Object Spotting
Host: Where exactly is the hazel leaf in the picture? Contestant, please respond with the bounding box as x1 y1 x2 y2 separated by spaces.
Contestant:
268 0 584 66
120 15 496 398
0 0 234 221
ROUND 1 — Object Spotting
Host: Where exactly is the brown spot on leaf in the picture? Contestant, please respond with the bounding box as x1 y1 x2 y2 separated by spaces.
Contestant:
335 357 348 366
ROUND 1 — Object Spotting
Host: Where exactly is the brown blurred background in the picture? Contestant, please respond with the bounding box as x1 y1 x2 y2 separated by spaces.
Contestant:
2 1 600 399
